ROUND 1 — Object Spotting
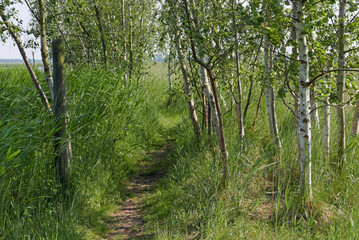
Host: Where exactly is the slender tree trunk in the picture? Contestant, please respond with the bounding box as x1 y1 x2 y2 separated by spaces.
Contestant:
351 100 359 136
310 86 320 127
202 87 207 131
121 0 127 81
337 0 346 166
94 1 108 66
291 1 301 165
182 0 229 187
264 28 281 148
51 15 78 67
173 22 201 140
295 0 312 196
38 0 54 99
128 1 134 80
323 61 332 159
168 55 172 92
53 39 71 188
232 0 244 142
0 9 51 112
78 20 95 66
208 69 229 186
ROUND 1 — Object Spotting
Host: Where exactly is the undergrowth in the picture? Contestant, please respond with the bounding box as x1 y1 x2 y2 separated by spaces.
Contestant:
143 74 359 239
2 63 359 239
0 64 167 239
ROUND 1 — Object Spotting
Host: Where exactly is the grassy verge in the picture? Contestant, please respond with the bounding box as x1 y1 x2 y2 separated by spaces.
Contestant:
0 63 171 239
143 78 359 239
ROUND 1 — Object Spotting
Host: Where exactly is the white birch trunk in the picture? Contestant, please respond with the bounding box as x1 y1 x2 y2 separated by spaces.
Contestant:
173 20 201 140
232 0 244 142
39 0 54 99
295 0 312 196
323 62 331 159
291 1 301 165
337 0 346 165
264 32 281 148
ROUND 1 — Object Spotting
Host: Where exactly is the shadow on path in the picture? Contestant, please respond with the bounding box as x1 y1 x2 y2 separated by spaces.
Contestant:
104 144 171 240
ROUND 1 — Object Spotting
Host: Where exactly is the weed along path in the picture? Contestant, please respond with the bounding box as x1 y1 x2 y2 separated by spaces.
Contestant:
104 144 171 240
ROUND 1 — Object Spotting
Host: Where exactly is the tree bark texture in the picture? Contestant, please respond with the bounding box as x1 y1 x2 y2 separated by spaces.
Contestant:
337 0 346 165
232 0 245 143
323 61 332 159
295 0 312 196
264 31 282 148
53 39 71 187
173 21 201 140
38 0 54 99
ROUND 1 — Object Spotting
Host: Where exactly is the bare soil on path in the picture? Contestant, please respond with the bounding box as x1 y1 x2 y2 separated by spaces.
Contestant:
104 145 170 240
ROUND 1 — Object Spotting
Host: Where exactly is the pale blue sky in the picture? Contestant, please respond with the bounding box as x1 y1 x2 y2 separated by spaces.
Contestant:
0 3 41 60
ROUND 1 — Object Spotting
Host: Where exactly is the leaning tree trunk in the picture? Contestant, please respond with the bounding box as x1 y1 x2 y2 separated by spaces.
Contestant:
295 0 312 196
38 0 54 99
0 9 51 112
173 20 201 140
337 0 347 166
94 1 108 66
183 0 229 187
232 0 244 143
264 28 282 148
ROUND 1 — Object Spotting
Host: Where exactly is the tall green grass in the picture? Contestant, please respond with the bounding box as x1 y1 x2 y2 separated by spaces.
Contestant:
144 76 359 239
0 64 169 239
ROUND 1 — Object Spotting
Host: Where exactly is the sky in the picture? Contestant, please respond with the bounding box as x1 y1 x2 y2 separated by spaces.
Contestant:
0 3 41 60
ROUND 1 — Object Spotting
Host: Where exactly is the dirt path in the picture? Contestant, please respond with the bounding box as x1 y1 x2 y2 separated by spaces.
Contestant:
104 145 170 240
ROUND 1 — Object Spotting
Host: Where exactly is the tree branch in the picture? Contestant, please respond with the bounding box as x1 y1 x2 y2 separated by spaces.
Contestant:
306 68 359 87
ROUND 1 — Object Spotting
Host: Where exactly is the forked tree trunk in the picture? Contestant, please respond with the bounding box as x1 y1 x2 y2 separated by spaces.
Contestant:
337 0 346 166
38 0 54 99
182 0 229 187
295 0 312 196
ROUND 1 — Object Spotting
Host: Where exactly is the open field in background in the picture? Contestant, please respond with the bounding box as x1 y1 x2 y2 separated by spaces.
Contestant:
0 63 359 239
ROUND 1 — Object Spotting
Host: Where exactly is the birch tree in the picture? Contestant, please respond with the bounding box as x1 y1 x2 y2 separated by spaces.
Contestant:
263 3 281 148
294 0 312 196
337 0 347 165
171 14 201 140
